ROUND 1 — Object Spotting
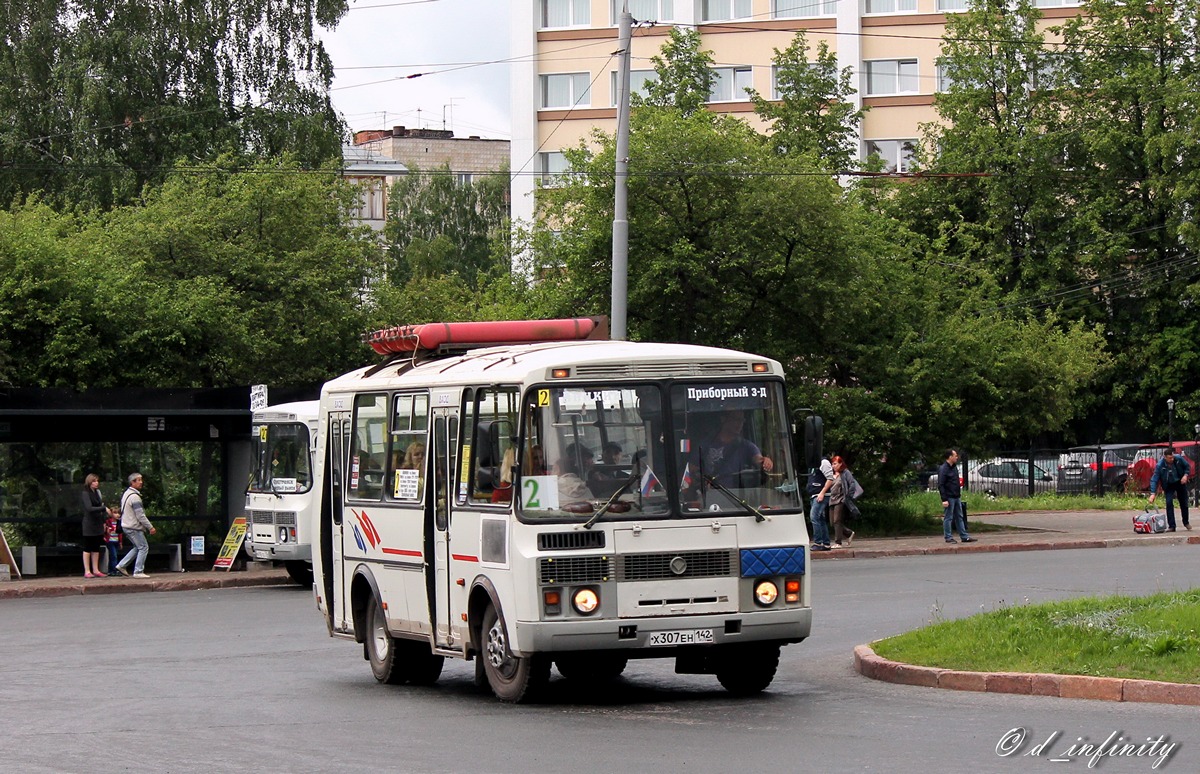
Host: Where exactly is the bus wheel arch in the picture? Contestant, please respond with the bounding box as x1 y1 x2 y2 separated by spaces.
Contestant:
350 566 382 646
479 602 549 703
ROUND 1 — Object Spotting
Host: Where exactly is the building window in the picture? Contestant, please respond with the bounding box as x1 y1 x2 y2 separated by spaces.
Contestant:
865 59 919 96
709 66 753 102
866 0 916 12
773 0 837 18
936 64 953 92
541 73 591 109
611 70 658 105
542 0 589 28
539 151 570 185
865 139 917 173
937 0 970 10
349 176 386 222
702 0 752 21
613 0 675 23
456 173 474 186
1032 0 1080 6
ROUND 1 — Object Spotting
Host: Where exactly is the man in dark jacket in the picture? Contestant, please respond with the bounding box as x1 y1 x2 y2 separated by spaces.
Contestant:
937 449 974 544
1148 447 1191 532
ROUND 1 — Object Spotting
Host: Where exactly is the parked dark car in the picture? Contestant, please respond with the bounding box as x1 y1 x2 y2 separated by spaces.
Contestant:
1055 444 1141 495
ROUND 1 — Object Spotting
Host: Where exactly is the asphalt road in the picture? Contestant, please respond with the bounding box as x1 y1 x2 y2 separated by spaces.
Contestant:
4 545 1196 773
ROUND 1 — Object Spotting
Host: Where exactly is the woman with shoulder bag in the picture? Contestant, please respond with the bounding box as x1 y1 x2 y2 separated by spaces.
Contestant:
827 456 856 548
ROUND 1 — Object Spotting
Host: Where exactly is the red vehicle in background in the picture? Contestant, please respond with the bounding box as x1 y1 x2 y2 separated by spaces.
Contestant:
1126 442 1200 493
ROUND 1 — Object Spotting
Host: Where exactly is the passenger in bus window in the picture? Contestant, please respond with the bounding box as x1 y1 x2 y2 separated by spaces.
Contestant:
695 409 773 488
491 447 517 504
401 442 425 472
528 444 548 475
589 441 625 485
557 442 595 502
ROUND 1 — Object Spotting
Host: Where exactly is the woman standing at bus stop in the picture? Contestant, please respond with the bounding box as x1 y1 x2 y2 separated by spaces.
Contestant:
80 474 108 578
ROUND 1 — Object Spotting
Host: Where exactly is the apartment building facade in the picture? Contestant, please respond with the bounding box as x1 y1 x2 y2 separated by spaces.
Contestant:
509 0 1082 227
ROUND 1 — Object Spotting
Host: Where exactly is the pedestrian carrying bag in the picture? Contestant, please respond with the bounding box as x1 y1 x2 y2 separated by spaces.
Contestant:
1133 506 1167 534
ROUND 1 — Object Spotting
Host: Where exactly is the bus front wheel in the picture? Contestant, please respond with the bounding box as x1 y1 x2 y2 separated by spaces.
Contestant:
715 643 780 696
481 604 548 702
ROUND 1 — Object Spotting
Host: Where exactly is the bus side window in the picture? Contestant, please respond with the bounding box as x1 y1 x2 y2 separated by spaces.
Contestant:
348 393 388 501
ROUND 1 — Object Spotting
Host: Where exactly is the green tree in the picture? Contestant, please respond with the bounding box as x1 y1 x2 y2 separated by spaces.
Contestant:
535 104 1108 487
640 27 714 116
1053 0 1200 426
0 158 380 388
383 166 511 289
0 0 348 209
749 31 865 171
899 0 1076 298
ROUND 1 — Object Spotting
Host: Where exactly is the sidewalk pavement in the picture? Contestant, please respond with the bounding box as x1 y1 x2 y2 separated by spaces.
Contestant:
4 510 1196 599
0 563 293 599
814 508 1200 560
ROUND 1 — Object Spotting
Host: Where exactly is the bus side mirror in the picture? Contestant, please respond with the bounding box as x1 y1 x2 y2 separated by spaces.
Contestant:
803 416 824 471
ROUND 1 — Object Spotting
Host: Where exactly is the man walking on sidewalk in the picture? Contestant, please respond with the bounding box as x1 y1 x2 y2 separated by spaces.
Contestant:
938 449 974 544
116 473 157 578
1148 447 1191 532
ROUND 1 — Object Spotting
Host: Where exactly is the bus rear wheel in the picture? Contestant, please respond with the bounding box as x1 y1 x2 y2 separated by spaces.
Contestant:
366 597 445 686
366 596 405 685
715 643 780 696
481 604 548 703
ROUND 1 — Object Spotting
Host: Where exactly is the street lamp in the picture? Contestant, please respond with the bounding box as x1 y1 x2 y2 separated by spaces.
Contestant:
1168 398 1175 446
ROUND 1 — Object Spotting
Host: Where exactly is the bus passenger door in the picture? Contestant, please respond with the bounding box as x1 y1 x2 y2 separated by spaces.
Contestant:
327 413 351 632
430 412 457 648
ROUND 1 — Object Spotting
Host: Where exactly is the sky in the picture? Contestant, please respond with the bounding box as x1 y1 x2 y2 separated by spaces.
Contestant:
320 0 512 141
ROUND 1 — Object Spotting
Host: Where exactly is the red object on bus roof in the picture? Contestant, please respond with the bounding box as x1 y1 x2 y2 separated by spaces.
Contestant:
367 317 609 355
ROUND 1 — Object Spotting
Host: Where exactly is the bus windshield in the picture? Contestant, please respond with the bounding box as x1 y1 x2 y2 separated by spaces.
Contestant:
250 422 312 494
517 380 800 521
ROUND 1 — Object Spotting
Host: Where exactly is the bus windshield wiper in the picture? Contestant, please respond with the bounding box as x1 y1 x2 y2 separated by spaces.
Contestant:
701 474 768 522
583 469 640 530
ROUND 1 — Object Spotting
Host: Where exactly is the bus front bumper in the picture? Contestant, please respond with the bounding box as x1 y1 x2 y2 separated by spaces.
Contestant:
511 607 811 656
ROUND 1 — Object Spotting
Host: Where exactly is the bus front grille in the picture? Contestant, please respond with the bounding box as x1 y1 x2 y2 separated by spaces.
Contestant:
539 555 612 584
249 511 273 524
274 512 297 526
618 550 735 581
538 531 606 551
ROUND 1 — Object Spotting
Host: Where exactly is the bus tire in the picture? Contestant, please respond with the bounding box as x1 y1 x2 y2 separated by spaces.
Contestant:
715 643 780 696
555 653 628 682
481 604 548 703
285 560 313 586
399 640 445 686
366 596 406 685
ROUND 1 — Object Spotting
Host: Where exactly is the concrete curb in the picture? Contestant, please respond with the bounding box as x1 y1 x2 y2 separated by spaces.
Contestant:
813 534 1200 560
853 644 1200 706
0 570 294 600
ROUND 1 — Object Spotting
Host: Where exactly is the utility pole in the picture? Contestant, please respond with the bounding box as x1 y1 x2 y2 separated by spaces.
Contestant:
611 3 632 341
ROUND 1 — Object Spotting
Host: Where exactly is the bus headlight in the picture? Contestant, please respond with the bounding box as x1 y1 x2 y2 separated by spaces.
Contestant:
754 580 779 606
572 588 600 615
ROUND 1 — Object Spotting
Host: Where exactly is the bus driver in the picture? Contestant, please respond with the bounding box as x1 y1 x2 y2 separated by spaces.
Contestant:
696 410 773 488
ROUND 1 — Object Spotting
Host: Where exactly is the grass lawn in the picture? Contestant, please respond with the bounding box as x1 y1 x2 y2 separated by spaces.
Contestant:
872 590 1200 684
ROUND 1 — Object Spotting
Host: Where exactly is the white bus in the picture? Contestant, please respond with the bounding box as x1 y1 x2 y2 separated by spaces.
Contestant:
311 318 812 701
246 401 318 585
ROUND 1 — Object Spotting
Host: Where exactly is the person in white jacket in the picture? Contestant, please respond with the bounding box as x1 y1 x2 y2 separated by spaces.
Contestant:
116 473 157 578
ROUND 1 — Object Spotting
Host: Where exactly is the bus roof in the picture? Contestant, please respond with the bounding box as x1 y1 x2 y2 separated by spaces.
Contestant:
324 340 783 394
253 400 319 422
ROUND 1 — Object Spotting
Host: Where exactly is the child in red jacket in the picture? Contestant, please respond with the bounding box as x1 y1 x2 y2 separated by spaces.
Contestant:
103 507 123 577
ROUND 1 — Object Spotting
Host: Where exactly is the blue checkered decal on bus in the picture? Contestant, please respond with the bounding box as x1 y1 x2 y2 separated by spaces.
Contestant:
740 546 806 577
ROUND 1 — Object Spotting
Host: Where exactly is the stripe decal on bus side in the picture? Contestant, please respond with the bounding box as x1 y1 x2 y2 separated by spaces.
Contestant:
451 554 479 563
381 548 423 557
